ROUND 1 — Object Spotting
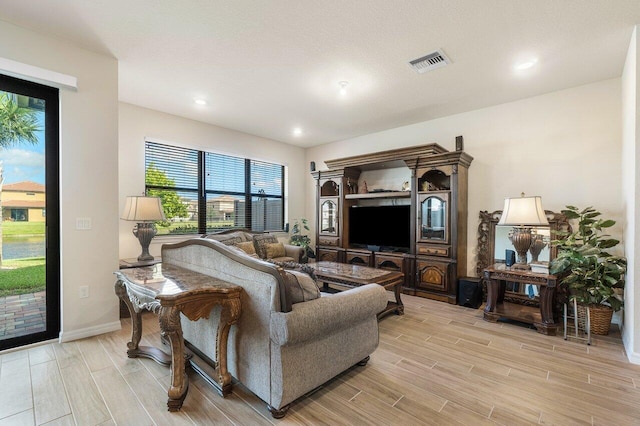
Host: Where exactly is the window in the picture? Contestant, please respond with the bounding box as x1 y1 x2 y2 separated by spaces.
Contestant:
145 141 285 235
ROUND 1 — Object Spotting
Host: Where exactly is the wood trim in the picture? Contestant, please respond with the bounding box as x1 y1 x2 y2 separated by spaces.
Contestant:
325 143 448 169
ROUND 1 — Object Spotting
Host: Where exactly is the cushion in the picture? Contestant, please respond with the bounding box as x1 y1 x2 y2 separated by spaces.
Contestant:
202 230 251 242
226 244 260 259
236 241 257 255
253 234 278 259
267 260 318 281
282 270 320 304
265 242 286 259
220 236 242 246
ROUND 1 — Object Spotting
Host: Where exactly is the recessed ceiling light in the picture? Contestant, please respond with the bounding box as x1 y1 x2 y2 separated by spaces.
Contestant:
514 59 538 70
194 98 207 105
292 127 303 136
338 81 349 95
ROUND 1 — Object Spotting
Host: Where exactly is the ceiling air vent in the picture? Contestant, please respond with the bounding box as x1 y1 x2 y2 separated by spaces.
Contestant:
409 50 451 74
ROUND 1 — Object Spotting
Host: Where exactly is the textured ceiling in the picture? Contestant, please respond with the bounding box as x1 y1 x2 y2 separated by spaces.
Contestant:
1 1 639 147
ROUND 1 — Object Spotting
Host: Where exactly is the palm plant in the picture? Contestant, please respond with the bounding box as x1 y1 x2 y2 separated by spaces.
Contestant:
549 206 626 311
0 92 40 147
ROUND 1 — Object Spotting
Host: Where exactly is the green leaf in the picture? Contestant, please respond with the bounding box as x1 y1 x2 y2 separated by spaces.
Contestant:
598 239 619 249
562 210 580 219
580 207 596 215
599 220 616 228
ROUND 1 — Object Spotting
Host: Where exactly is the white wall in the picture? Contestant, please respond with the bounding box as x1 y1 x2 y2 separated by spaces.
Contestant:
118 102 307 258
0 21 120 340
306 78 622 278
622 25 640 363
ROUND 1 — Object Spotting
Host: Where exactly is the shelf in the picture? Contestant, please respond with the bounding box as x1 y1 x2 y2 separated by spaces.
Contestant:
345 191 410 200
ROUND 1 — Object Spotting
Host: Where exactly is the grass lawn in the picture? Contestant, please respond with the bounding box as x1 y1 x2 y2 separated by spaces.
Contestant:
1 221 45 236
0 257 46 297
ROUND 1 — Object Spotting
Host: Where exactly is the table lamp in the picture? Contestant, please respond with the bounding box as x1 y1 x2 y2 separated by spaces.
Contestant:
121 196 166 261
497 193 549 270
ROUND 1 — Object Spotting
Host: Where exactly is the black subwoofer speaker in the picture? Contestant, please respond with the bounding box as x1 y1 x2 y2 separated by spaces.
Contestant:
457 277 482 308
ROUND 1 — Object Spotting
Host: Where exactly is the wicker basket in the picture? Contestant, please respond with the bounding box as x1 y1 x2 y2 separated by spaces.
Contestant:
588 304 614 335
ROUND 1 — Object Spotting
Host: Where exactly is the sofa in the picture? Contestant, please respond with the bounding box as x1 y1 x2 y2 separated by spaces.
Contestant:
161 238 387 418
201 228 304 263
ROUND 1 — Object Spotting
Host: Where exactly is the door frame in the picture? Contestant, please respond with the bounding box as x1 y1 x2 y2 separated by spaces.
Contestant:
0 73 60 350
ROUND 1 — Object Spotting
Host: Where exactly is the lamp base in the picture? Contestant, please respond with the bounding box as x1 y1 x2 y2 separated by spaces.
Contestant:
133 222 157 262
509 227 533 271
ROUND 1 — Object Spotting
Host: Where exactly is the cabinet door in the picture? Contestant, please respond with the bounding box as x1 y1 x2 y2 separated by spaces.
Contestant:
416 260 449 292
317 248 339 262
319 197 339 236
346 251 371 266
418 193 449 244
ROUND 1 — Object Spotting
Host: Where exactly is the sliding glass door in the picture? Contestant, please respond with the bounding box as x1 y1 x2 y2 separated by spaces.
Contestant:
0 73 59 350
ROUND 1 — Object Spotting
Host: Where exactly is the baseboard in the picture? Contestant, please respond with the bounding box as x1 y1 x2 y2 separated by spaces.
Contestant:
622 327 640 365
58 320 122 343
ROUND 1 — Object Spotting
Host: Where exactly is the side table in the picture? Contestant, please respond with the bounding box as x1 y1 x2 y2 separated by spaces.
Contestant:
483 263 560 335
115 264 242 411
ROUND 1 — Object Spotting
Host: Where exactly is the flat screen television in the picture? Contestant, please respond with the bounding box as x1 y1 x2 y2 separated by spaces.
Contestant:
349 205 410 251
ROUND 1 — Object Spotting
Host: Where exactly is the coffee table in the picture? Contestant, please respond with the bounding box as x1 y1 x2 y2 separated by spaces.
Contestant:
309 261 404 319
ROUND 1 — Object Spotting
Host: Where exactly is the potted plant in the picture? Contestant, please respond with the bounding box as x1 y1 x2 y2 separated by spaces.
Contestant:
549 206 626 335
289 218 315 263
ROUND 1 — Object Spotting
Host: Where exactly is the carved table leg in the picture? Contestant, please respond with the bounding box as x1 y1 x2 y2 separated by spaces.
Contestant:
393 282 404 315
214 298 242 396
115 280 142 354
159 306 189 411
115 280 171 366
483 274 500 322
534 285 558 336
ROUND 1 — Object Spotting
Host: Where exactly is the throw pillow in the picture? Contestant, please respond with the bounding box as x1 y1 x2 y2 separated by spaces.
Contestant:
235 241 257 255
253 234 278 259
267 259 318 281
283 270 320 304
265 242 286 259
227 244 260 259
202 233 242 246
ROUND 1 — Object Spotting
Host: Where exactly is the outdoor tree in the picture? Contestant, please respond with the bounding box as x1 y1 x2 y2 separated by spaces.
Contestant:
0 93 40 147
145 163 189 226
0 93 41 266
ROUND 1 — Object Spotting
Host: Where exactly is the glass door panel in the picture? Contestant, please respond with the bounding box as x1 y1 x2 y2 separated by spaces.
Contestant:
320 198 338 235
419 194 448 242
0 74 59 350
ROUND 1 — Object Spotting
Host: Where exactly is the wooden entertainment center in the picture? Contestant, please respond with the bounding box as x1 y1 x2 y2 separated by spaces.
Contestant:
311 142 473 303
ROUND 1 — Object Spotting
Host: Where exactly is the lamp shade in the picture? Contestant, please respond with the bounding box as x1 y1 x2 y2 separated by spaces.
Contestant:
121 196 166 222
497 195 549 226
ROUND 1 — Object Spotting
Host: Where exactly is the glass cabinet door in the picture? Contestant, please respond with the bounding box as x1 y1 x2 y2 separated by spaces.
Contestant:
419 194 448 242
320 198 338 235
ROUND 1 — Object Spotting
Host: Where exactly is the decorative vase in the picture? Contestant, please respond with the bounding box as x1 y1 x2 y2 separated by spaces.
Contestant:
358 181 368 194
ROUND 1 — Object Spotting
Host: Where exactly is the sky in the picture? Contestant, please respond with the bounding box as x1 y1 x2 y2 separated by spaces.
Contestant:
0 94 46 186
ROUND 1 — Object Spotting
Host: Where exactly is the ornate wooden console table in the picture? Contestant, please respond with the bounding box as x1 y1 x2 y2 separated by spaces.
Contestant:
114 264 242 411
483 263 559 335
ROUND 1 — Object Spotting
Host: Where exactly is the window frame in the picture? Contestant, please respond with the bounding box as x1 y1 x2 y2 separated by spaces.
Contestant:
145 141 285 234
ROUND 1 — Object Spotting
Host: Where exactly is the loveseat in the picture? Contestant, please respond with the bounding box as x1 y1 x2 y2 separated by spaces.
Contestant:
161 238 387 418
202 228 304 263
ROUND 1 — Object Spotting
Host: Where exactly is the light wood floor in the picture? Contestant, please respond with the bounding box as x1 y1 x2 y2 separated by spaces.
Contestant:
1 294 639 425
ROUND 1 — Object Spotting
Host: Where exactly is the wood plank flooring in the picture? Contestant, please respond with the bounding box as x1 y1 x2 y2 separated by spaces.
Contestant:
1 294 639 425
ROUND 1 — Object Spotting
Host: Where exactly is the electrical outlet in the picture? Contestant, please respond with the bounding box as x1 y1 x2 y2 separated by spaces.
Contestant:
79 286 89 298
